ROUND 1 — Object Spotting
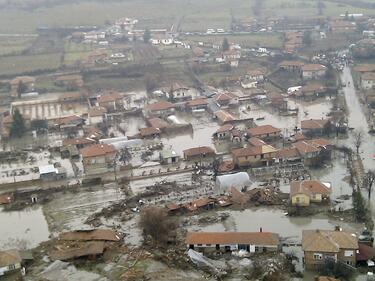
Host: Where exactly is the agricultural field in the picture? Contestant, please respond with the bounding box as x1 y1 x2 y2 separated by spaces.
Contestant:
0 53 61 77
0 0 374 34
0 36 36 56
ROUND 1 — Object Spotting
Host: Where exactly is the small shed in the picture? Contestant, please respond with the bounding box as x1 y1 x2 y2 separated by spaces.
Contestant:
160 149 180 164
39 165 58 181
215 172 252 194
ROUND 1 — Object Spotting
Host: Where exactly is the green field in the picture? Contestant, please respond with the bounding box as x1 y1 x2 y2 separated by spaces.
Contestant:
0 53 61 76
0 0 374 34
0 36 36 56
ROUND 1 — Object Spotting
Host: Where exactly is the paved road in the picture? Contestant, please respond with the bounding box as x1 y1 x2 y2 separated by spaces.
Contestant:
339 66 374 169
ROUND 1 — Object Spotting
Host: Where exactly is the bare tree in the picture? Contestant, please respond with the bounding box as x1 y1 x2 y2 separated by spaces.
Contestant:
139 206 174 245
365 170 375 199
353 130 364 154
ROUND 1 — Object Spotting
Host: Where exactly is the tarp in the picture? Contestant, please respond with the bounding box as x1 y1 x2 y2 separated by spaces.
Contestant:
215 172 252 194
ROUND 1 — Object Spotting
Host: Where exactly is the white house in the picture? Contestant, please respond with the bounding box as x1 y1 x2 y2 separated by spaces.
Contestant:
88 106 107 124
361 72 375 90
302 64 327 80
0 250 22 276
168 82 191 101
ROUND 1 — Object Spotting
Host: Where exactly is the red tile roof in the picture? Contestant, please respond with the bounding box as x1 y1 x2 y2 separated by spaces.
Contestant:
301 119 330 130
183 146 215 158
215 110 237 123
186 232 279 246
290 180 331 197
147 101 175 111
147 117 169 129
216 124 234 133
97 92 123 103
247 125 281 137
302 64 326 72
89 106 107 117
187 98 208 107
139 127 160 137
80 143 116 158
63 137 95 146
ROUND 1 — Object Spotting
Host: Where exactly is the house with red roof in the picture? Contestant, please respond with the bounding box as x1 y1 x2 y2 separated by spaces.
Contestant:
290 180 331 206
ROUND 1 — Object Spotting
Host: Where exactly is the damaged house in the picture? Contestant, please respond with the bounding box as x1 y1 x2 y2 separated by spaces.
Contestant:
186 231 280 254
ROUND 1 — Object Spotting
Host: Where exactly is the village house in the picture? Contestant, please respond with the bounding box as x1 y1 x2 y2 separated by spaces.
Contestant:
266 92 288 111
54 115 85 132
10 76 35 97
301 119 332 136
96 92 124 112
297 83 327 101
290 180 331 207
168 82 191 101
61 137 96 158
353 64 375 74
214 92 234 108
184 198 215 212
214 124 234 140
276 147 302 164
88 106 107 125
246 69 266 82
278 60 305 73
360 72 375 90
0 250 22 276
58 91 86 103
146 101 175 116
54 75 84 90
183 146 215 161
80 143 117 175
302 64 327 80
302 229 358 269
186 98 209 112
246 125 281 141
160 149 180 164
147 117 169 130
186 231 280 254
241 78 258 89
232 144 278 168
329 20 356 33
139 127 161 139
214 110 237 124
292 138 332 165
39 164 66 181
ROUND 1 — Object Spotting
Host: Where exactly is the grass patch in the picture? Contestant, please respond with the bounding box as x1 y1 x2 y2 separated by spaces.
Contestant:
0 36 36 56
0 53 61 76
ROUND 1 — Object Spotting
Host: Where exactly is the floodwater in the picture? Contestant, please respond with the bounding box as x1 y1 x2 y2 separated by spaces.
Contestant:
44 184 125 233
161 113 220 155
240 98 332 135
310 153 353 210
0 206 50 249
339 66 375 169
190 208 361 243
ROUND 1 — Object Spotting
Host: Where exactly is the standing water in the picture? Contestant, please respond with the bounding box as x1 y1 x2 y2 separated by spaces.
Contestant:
0 206 50 249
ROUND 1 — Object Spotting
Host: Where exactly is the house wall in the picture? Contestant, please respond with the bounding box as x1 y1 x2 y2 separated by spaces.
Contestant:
189 243 278 254
291 194 310 206
0 262 21 276
250 132 279 140
89 115 104 124
304 251 338 270
362 79 375 90
234 152 276 167
304 248 356 269
310 193 323 203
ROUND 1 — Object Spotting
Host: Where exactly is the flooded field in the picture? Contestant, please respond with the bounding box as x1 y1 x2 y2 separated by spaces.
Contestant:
0 206 50 249
189 208 361 243
161 113 220 155
240 98 332 134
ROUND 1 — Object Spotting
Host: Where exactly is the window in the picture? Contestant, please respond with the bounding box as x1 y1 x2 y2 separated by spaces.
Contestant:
8 264 16 270
313 253 323 260
346 261 353 265
344 250 354 257
197 244 202 246
206 244 211 246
